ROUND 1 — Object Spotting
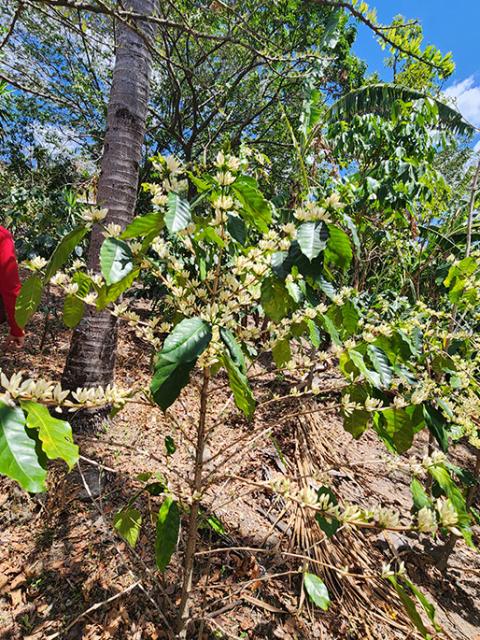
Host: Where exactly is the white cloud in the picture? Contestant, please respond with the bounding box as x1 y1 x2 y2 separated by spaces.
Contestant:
444 76 480 127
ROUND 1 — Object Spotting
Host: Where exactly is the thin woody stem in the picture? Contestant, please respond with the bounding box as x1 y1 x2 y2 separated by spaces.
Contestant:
176 367 210 637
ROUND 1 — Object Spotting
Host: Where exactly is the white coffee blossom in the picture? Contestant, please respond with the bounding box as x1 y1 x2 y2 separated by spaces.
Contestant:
436 498 458 528
82 207 108 223
417 507 437 534
213 195 234 210
376 507 400 529
51 272 69 286
64 283 79 295
103 223 122 238
216 171 236 186
28 256 48 271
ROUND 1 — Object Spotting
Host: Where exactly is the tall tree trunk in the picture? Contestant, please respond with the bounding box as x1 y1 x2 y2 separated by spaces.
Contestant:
62 0 157 392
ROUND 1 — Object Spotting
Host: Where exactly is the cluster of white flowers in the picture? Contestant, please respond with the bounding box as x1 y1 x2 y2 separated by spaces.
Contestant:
381 561 406 579
293 193 344 223
294 202 331 223
214 150 242 172
26 256 48 271
0 371 68 407
71 383 131 409
81 207 108 223
0 371 133 411
148 154 187 200
103 222 123 238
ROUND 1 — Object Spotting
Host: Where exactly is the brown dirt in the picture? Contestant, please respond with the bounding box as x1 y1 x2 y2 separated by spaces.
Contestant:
0 302 479 640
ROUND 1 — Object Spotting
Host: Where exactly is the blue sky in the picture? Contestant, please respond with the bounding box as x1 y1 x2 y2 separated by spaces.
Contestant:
353 1 480 139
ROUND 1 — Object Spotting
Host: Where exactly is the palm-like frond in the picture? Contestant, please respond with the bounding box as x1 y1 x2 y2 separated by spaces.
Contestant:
327 83 475 137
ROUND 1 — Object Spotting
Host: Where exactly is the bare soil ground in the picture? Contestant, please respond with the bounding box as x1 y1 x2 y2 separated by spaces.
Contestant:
1 304 479 640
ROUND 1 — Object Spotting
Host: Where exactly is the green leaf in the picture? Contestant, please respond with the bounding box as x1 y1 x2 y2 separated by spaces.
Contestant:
95 268 140 310
307 319 321 347
260 277 293 322
402 577 442 632
145 482 166 496
320 313 341 346
387 576 430 639
226 213 247 245
340 301 359 336
151 318 212 411
15 275 43 328
423 405 449 452
72 271 92 296
231 175 272 233
45 225 89 281
410 478 432 511
114 507 142 548
328 83 474 136
315 487 340 538
205 514 225 535
272 340 291 368
380 408 414 454
342 213 360 255
304 573 330 611
324 225 352 270
367 345 393 388
165 435 176 456
21 401 78 469
220 328 246 375
100 238 134 285
297 222 328 260
348 349 382 387
166 192 191 233
122 212 164 239
222 351 256 419
0 402 46 493
344 408 371 438
63 294 85 328
155 497 180 571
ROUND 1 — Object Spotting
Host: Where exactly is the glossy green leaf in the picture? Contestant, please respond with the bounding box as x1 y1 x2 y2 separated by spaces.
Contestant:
260 277 293 322
151 318 212 410
222 351 256 419
45 225 89 281
272 340 291 368
315 487 340 538
387 576 430 639
367 345 393 388
226 213 247 245
114 507 142 548
122 212 164 239
423 404 449 452
95 268 140 310
297 221 328 260
380 408 414 454
410 478 432 511
15 275 43 328
0 402 46 493
304 573 330 611
344 408 370 438
402 577 442 632
324 225 352 270
63 294 85 328
165 435 176 456
231 175 271 233
220 328 246 375
100 238 134 285
21 401 78 469
166 192 191 233
348 349 382 387
155 497 180 571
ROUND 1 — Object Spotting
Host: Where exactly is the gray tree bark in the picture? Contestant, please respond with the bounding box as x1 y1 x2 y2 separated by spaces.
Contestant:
62 0 157 392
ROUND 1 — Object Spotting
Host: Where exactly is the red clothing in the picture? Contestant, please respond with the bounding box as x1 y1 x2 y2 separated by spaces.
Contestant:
0 226 24 337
